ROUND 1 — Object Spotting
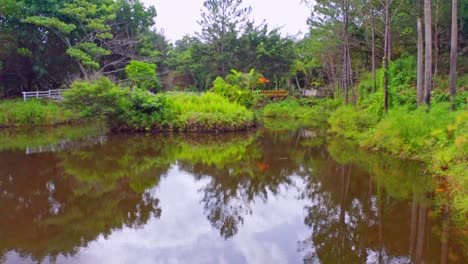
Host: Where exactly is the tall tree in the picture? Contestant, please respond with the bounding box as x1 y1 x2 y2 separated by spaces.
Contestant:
449 0 458 110
198 0 251 77
23 0 117 79
424 0 432 107
383 0 390 113
417 16 424 105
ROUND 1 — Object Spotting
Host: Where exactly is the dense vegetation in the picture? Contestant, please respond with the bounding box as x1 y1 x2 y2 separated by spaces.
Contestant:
62 77 254 132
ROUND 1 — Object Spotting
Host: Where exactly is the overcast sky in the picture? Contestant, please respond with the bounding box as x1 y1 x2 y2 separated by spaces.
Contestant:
141 0 311 43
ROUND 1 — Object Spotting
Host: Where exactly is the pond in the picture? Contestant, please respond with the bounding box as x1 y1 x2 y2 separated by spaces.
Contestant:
0 122 466 264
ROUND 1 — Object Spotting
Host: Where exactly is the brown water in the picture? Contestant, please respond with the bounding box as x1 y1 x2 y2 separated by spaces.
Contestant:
0 124 466 264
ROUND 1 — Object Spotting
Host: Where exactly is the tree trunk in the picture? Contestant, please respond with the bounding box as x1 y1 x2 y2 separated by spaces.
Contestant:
342 0 349 104
383 0 390 113
417 17 424 105
450 0 458 110
371 7 377 92
424 0 432 108
433 0 440 89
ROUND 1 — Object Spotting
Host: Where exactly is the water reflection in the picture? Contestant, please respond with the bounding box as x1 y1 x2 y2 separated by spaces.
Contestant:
0 125 465 263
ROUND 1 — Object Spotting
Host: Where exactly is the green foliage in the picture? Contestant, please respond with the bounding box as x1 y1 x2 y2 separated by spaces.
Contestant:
62 77 254 132
171 92 254 131
121 91 175 131
125 60 161 92
211 70 260 108
21 16 77 33
0 99 76 127
63 76 129 119
328 105 379 140
360 104 462 157
263 98 341 124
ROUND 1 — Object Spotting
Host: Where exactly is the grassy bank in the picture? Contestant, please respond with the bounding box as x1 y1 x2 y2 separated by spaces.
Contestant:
63 77 255 132
262 97 340 122
328 103 467 220
0 99 77 127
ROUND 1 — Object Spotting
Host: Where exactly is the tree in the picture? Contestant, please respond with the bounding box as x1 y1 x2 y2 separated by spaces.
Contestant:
198 0 251 77
449 0 458 110
22 0 116 79
417 16 424 105
125 60 161 92
424 0 432 107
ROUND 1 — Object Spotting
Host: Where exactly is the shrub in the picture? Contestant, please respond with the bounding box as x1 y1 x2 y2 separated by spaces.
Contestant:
211 69 264 108
125 60 161 92
120 91 175 131
63 76 129 119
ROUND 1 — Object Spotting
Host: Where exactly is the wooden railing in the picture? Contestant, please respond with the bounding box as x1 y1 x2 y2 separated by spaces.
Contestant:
22 89 67 101
258 90 289 98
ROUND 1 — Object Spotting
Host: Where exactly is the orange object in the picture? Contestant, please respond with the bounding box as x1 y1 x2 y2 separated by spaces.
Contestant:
257 163 270 172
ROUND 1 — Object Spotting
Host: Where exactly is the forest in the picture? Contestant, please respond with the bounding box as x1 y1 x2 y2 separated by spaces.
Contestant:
0 0 467 220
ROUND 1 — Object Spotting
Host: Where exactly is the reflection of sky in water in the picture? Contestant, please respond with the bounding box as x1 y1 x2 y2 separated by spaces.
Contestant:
7 166 310 264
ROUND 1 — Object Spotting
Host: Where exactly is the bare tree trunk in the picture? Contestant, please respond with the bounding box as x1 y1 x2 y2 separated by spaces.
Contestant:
342 0 350 104
383 0 390 113
388 30 392 60
450 0 458 110
371 7 377 92
417 17 424 105
433 0 440 89
424 0 432 108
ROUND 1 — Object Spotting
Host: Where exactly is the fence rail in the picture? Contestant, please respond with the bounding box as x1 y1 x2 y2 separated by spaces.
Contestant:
258 90 289 98
22 89 68 101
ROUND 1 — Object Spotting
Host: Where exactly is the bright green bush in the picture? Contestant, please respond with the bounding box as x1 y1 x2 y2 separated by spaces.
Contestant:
211 69 263 108
120 91 175 131
63 76 129 119
125 60 161 92
63 77 174 131
0 99 76 127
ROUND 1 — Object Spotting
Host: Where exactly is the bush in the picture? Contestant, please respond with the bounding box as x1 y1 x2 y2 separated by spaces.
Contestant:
125 60 161 92
211 69 265 108
63 76 129 119
120 91 175 131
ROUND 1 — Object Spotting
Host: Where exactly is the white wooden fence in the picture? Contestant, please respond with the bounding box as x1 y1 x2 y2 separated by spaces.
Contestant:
22 89 67 101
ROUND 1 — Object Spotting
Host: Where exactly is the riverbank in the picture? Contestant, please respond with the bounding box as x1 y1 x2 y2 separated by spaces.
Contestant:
263 98 467 222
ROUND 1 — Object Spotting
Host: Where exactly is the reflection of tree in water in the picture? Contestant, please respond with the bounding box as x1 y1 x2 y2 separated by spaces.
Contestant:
298 139 464 264
0 137 164 262
175 130 325 239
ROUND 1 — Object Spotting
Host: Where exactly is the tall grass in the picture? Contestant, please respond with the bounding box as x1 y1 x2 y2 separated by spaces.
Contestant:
0 99 76 127
263 98 340 122
171 92 255 131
